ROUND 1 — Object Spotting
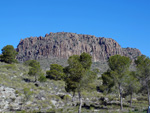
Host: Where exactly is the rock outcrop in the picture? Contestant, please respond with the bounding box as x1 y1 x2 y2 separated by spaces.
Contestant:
0 86 22 112
16 32 141 62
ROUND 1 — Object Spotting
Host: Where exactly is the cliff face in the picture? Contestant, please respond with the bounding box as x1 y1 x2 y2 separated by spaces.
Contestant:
16 32 141 62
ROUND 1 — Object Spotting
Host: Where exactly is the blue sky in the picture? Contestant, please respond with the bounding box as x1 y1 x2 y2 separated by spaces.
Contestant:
0 0 150 57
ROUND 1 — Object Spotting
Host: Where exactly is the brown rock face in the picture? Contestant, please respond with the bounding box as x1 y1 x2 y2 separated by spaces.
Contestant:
16 32 141 62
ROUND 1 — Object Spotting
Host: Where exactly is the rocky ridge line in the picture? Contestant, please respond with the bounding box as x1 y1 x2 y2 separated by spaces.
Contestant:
16 32 141 62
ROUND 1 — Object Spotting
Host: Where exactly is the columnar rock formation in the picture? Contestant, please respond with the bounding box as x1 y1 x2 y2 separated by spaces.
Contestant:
16 32 141 62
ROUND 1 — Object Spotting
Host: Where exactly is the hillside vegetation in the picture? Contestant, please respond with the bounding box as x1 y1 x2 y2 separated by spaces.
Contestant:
0 61 148 113
0 44 149 113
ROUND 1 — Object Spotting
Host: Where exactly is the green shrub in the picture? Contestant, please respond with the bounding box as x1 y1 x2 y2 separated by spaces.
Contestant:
0 64 16 70
63 94 72 104
23 88 33 101
46 64 65 80
15 90 19 94
23 60 33 66
46 108 56 112
38 75 47 82
16 110 26 113
0 45 18 64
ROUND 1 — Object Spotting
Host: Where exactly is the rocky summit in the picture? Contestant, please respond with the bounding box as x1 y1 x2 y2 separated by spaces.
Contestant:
16 32 141 62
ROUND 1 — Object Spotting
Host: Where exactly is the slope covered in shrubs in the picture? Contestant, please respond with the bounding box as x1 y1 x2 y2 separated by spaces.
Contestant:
0 60 148 113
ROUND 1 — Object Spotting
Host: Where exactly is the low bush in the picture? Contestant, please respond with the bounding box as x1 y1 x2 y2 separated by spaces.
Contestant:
0 64 16 70
38 75 47 82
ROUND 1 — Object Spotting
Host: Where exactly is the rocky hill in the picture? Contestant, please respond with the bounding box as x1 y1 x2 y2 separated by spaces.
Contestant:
16 32 141 62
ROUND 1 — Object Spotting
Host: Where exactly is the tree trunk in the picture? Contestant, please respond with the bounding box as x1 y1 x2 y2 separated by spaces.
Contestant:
72 92 75 106
78 91 82 113
119 84 123 110
35 75 37 82
147 85 150 105
130 93 132 107
72 92 75 102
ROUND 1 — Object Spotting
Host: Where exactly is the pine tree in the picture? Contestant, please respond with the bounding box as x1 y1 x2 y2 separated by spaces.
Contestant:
28 60 43 82
1 45 18 64
135 55 150 105
46 64 65 80
102 55 131 110
64 53 97 113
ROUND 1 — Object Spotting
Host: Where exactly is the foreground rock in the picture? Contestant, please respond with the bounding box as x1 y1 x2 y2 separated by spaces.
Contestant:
0 86 22 112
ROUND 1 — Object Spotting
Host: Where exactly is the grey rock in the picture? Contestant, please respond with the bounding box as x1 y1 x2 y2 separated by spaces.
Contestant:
16 32 141 62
